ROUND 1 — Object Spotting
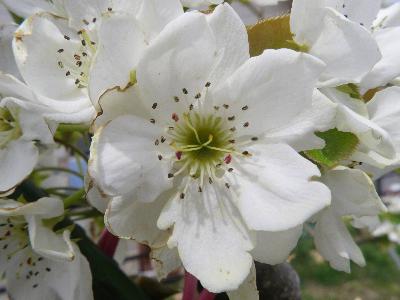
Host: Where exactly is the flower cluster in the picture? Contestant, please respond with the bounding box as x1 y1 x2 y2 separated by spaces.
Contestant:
1 0 400 299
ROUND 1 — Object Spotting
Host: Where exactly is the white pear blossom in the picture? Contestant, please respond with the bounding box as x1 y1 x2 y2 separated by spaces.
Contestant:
0 197 93 300
10 0 183 122
321 86 400 168
290 0 382 86
313 166 386 272
89 4 332 296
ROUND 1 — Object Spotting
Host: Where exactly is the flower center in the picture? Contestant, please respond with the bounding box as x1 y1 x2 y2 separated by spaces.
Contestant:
171 113 234 165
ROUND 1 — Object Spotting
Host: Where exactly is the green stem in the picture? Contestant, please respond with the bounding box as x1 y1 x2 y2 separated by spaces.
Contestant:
55 137 89 161
57 123 90 133
33 167 84 179
64 188 86 208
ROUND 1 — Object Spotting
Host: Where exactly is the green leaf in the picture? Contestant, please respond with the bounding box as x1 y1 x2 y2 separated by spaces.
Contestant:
305 129 359 169
336 83 362 100
247 15 308 57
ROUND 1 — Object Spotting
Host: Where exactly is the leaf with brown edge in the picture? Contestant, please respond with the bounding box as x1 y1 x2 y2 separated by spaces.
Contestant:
247 15 303 57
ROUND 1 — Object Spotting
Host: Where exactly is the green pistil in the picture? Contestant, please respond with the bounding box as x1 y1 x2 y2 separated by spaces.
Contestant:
172 113 234 165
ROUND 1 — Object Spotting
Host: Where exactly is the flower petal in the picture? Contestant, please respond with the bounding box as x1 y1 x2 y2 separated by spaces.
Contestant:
105 193 170 247
151 245 181 279
90 115 172 199
309 9 381 86
13 14 94 121
361 27 400 90
368 86 400 153
0 139 38 194
227 263 258 300
0 24 21 78
137 11 217 123
322 166 386 217
88 14 147 105
265 89 337 151
314 208 365 273
157 183 254 293
212 49 325 136
229 143 331 231
6 243 93 300
205 4 249 89
251 226 303 265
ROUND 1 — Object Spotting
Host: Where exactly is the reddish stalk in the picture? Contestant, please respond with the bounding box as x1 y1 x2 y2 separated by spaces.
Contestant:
97 229 119 257
198 290 216 300
182 271 198 300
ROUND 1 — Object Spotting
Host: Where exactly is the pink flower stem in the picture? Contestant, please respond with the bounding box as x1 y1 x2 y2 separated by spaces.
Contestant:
97 229 119 257
182 271 198 300
199 290 216 300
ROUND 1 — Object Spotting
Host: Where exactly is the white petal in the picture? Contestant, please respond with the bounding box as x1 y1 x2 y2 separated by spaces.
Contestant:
324 0 381 29
368 86 400 153
4 101 54 144
151 245 182 279
252 226 303 265
314 208 365 273
28 224 75 261
374 2 400 29
6 243 93 300
84 175 110 213
205 4 249 89
0 3 14 25
0 139 38 193
309 9 381 86
90 115 171 199
0 24 21 78
2 0 54 18
88 14 147 106
336 104 397 161
137 11 217 123
265 89 337 151
13 14 94 120
92 80 150 131
105 193 170 247
322 166 386 216
291 0 381 44
230 143 330 231
158 183 254 293
135 0 183 40
212 49 325 136
0 197 63 218
361 27 400 90
290 0 326 45
227 263 258 300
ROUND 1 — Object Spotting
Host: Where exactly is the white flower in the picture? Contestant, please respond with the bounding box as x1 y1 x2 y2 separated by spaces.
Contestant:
321 86 400 168
11 0 183 123
361 2 400 91
89 4 331 296
314 166 386 272
290 0 382 86
0 197 93 300
0 92 54 195
373 221 400 244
